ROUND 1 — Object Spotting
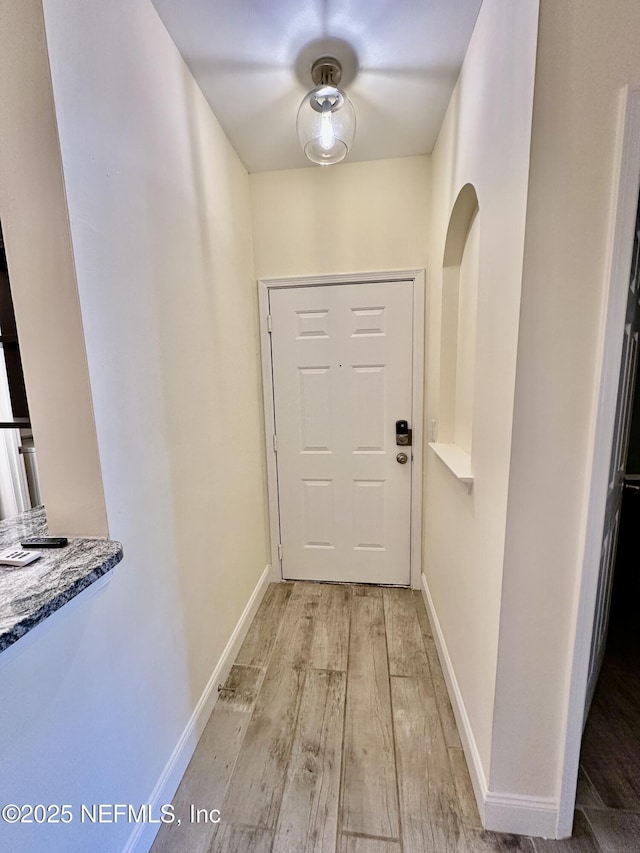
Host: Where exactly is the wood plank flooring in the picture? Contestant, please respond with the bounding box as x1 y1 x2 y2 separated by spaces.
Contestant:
581 657 640 810
342 593 399 839
151 663 264 853
151 582 632 853
273 668 346 852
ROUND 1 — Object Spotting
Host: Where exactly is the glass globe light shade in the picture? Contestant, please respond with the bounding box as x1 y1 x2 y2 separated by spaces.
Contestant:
297 84 356 165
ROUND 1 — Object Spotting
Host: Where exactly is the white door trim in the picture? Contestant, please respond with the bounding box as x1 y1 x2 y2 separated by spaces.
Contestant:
557 87 640 837
258 270 425 590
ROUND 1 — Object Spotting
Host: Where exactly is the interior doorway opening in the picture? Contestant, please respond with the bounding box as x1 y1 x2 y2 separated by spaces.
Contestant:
577 177 640 833
0 222 41 518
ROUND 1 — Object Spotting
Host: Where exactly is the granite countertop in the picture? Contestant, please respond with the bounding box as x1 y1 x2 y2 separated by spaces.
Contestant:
0 506 123 653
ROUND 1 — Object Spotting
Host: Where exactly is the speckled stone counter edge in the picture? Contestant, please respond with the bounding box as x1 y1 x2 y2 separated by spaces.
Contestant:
0 506 123 653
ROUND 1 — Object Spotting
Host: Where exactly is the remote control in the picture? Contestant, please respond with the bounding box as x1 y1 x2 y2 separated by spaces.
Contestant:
20 537 68 548
0 548 42 567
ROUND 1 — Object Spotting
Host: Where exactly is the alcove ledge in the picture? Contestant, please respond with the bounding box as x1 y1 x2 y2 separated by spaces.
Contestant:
428 442 474 491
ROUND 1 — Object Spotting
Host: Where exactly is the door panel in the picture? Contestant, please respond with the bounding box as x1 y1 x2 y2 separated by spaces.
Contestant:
270 281 413 584
299 368 332 451
353 480 386 550
353 366 386 451
302 479 335 548
585 195 640 720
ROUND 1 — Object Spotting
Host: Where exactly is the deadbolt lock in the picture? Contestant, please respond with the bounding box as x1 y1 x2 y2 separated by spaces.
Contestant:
395 419 412 446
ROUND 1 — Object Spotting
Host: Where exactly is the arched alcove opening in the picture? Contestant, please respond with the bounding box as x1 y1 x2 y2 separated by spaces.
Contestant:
440 184 480 454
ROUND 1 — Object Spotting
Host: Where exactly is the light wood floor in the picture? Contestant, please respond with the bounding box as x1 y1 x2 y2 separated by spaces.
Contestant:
150 583 629 853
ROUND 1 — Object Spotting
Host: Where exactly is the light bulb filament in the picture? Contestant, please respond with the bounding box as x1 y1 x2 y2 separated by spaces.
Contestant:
320 100 334 150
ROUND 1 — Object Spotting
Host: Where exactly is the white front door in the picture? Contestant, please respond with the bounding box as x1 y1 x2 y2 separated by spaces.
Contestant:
269 281 414 585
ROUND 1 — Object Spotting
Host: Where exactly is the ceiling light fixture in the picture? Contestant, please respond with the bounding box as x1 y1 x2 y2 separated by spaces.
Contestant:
297 57 356 166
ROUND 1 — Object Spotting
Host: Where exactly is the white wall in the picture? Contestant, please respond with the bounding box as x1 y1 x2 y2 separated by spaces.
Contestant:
250 156 430 279
493 0 640 812
0 1 269 851
0 0 107 536
423 0 539 788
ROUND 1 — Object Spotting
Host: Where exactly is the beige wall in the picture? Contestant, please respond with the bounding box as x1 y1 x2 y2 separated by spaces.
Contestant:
424 0 539 782
493 0 640 804
454 212 480 453
44 0 270 703
0 0 107 536
0 1 269 850
250 156 430 279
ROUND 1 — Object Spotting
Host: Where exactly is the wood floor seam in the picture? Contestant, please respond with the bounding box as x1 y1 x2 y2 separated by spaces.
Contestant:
382 590 405 853
340 830 401 842
336 584 353 853
570 809 606 853
577 803 640 815
308 665 348 673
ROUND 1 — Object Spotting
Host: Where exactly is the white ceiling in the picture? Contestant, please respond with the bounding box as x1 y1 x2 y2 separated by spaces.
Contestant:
151 0 483 173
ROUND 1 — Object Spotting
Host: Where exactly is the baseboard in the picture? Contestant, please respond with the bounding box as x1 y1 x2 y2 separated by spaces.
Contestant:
484 792 560 838
420 572 560 839
123 564 272 853
269 560 281 582
420 573 489 820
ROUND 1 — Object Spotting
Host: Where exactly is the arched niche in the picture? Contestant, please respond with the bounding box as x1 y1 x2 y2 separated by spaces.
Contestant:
439 184 480 454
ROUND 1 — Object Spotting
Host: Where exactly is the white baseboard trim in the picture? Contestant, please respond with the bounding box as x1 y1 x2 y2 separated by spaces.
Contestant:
269 560 281 582
484 792 560 838
421 572 560 840
123 564 273 853
420 573 489 818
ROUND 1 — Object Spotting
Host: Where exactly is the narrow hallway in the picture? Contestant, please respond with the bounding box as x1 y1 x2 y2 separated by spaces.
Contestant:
151 584 601 852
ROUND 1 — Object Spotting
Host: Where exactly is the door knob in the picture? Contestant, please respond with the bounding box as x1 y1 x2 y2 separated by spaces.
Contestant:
396 452 408 464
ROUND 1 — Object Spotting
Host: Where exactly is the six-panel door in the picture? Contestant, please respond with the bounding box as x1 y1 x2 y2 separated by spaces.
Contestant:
269 281 413 584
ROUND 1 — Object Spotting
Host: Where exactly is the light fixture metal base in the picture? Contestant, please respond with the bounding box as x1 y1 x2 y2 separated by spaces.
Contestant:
294 38 359 90
311 57 342 87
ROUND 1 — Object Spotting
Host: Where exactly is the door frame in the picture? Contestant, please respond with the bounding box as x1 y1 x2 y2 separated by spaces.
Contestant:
557 87 640 836
258 270 426 589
